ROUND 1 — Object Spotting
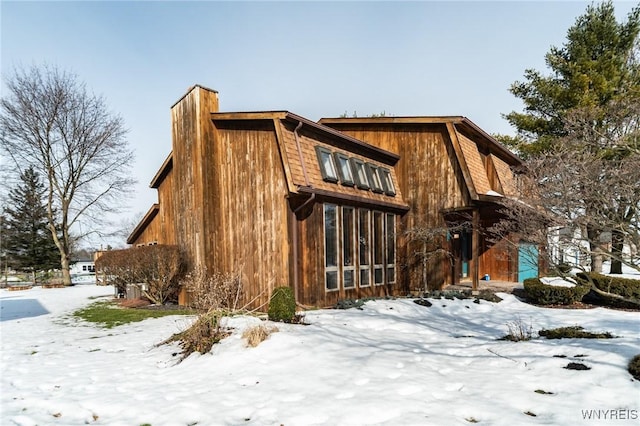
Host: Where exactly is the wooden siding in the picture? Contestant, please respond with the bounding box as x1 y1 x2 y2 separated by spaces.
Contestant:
204 119 291 310
296 201 397 307
279 122 401 202
171 86 219 268
317 123 468 291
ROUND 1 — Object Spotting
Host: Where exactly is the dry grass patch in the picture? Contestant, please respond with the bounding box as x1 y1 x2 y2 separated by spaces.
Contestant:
243 324 279 347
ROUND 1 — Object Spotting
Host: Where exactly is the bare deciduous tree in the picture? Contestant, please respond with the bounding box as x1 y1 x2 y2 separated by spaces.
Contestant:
0 65 135 285
491 99 640 275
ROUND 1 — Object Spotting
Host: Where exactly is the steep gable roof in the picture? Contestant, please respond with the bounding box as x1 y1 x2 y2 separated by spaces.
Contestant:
211 111 408 212
319 116 522 202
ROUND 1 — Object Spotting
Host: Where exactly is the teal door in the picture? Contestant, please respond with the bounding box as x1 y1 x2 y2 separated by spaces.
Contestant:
518 242 539 282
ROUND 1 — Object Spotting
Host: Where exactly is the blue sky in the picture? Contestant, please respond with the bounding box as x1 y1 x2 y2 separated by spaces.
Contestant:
2 0 638 246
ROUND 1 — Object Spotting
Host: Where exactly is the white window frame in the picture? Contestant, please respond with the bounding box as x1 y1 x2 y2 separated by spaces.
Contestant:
342 206 356 289
324 204 339 291
372 211 385 285
358 208 371 288
385 213 396 284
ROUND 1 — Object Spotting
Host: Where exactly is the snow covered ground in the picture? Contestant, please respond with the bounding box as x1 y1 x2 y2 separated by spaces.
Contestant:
1 284 639 426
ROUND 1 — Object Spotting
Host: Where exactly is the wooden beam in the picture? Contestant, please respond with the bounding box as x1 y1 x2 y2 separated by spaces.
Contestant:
472 209 480 291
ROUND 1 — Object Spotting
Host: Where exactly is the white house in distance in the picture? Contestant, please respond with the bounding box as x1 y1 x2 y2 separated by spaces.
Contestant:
69 250 95 279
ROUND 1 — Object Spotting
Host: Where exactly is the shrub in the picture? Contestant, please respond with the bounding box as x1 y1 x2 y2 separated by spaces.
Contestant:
523 278 590 305
242 324 278 347
500 317 533 341
95 245 183 304
161 311 231 361
268 286 296 322
539 326 614 339
181 267 243 312
575 272 640 300
628 355 640 380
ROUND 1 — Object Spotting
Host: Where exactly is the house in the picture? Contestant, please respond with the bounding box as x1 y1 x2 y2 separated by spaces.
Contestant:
318 116 533 289
69 257 95 276
127 85 408 308
128 85 531 309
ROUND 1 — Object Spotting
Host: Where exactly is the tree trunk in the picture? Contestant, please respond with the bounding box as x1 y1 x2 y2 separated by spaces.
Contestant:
60 253 72 286
587 226 603 273
610 229 624 274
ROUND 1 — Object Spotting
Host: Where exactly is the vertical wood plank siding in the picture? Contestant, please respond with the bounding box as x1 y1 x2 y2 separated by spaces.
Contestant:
323 124 468 290
206 120 291 310
171 88 219 269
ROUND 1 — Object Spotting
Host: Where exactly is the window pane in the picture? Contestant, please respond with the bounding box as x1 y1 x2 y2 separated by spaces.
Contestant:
326 271 338 290
344 270 355 288
381 168 396 195
343 207 354 266
386 214 396 264
335 154 354 185
367 164 383 193
373 211 383 265
374 267 383 285
387 267 395 283
351 159 370 189
360 268 370 287
316 147 338 182
359 209 369 265
324 204 338 267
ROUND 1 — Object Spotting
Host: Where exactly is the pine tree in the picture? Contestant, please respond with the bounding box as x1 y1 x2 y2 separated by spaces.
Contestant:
505 1 640 158
504 1 640 274
3 166 60 272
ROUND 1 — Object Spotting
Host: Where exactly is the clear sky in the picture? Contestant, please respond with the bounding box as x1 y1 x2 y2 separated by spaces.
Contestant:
2 0 638 247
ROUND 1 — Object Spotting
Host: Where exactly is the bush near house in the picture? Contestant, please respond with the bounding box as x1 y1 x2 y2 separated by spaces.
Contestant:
95 245 183 305
268 286 296 322
575 272 640 300
523 278 591 305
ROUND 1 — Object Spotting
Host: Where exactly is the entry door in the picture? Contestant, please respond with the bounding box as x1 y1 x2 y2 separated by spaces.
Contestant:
518 242 539 282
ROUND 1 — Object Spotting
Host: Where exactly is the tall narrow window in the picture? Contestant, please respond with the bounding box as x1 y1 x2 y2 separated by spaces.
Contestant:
316 147 338 183
334 153 355 186
358 209 371 288
386 213 396 284
342 207 355 288
351 158 370 190
379 168 396 196
324 204 339 290
367 163 384 193
373 211 384 285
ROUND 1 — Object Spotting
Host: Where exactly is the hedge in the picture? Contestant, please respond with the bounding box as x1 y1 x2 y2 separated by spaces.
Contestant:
523 278 591 305
95 245 183 305
575 272 640 300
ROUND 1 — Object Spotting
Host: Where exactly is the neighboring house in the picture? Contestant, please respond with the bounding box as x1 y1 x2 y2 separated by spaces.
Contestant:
69 258 95 276
128 85 531 309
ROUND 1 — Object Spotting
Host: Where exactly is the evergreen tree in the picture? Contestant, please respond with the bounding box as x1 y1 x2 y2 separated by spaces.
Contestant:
3 166 60 272
504 1 640 274
505 1 639 158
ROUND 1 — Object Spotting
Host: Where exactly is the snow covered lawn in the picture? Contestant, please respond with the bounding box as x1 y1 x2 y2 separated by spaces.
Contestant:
1 285 638 425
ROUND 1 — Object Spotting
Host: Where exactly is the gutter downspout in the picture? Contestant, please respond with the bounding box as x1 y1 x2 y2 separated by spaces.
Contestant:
291 120 314 306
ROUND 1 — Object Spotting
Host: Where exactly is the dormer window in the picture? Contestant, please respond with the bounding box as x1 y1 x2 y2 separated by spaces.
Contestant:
379 167 396 196
316 146 338 183
366 163 384 193
350 158 370 190
333 153 355 186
